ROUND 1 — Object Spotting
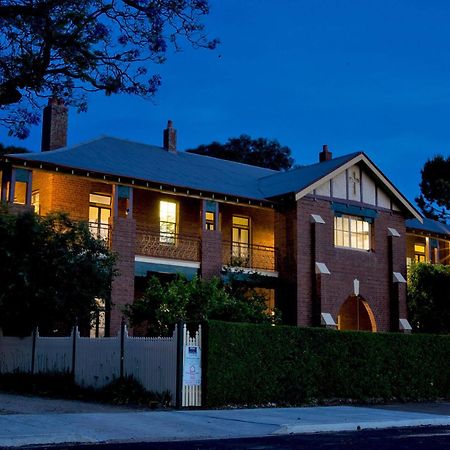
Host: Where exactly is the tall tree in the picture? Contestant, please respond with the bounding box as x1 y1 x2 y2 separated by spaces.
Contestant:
0 0 218 138
186 135 294 171
416 155 450 223
0 209 116 335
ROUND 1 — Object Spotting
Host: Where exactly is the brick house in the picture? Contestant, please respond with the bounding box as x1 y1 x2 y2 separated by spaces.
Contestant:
0 100 425 335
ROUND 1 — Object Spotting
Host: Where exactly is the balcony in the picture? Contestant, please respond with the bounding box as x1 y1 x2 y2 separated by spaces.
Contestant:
136 227 201 262
222 241 277 272
89 222 111 244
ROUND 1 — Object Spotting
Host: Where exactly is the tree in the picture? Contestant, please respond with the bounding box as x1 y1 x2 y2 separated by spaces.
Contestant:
0 209 116 335
186 135 294 171
125 272 279 336
0 143 29 156
0 0 218 138
416 155 450 223
407 262 450 333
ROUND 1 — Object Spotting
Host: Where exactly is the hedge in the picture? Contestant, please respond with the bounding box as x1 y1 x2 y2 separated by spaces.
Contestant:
204 321 450 407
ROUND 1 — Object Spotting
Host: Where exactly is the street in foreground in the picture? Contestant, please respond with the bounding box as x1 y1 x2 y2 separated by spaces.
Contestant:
9 426 450 450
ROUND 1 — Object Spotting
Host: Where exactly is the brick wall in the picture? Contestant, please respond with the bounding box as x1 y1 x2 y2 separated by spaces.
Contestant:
201 229 223 278
110 217 136 335
293 196 407 332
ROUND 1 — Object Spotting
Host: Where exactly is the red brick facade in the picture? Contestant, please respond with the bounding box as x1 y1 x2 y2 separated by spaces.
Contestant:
289 196 407 332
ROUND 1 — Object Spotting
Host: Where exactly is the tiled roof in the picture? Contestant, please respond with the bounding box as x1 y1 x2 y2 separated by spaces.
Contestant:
406 217 450 237
7 136 276 200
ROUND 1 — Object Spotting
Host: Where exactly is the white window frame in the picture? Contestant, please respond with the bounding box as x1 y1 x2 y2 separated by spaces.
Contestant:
334 214 371 251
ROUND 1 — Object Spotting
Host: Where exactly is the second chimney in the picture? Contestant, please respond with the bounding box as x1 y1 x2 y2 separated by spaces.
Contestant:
163 120 177 152
319 144 332 162
41 98 68 152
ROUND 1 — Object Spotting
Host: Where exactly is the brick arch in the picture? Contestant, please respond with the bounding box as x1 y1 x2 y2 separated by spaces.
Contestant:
337 295 377 332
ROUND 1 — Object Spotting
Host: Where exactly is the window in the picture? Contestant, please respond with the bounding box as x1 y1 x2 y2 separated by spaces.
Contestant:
89 193 111 240
414 243 426 263
205 211 215 230
31 191 40 214
232 215 250 260
160 200 177 244
334 215 370 251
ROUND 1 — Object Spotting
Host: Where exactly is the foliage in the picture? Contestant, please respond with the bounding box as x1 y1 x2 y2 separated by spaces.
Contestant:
125 272 279 336
0 143 29 156
0 208 116 335
0 0 218 139
205 321 450 407
186 134 294 171
407 262 450 333
416 155 450 223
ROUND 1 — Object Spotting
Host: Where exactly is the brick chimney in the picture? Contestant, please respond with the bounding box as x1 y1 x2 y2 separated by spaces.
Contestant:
41 98 68 151
163 120 177 152
319 144 332 162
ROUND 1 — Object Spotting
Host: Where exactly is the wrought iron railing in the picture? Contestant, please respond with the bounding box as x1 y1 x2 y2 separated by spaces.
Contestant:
136 227 201 262
89 222 111 244
222 241 277 272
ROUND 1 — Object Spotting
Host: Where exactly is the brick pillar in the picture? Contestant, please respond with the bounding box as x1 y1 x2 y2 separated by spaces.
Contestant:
388 226 407 331
110 217 136 335
201 230 222 279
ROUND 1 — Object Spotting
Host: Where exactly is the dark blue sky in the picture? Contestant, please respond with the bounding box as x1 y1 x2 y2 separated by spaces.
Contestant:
4 0 450 205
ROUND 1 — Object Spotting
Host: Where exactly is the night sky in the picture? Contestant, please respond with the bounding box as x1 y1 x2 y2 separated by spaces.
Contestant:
3 0 450 205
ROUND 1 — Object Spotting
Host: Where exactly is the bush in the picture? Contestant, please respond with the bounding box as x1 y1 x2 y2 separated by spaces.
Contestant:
126 272 279 336
205 321 450 407
407 262 450 333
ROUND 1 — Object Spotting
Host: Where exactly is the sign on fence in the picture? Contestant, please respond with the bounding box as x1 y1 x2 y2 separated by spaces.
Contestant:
183 346 201 386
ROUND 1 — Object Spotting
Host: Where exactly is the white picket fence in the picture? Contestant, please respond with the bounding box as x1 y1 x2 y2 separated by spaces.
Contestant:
0 324 202 407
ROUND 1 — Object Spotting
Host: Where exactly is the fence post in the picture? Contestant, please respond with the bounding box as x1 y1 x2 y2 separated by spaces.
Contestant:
120 317 125 379
71 324 78 379
176 321 184 409
30 327 38 375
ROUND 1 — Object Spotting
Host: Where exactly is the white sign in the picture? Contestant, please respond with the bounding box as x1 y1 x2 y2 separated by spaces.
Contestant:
183 346 201 386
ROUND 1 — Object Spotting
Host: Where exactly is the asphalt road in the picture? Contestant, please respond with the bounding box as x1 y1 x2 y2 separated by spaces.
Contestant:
9 426 450 450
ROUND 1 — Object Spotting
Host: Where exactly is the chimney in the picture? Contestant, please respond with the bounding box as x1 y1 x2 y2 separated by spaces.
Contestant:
41 98 68 151
163 120 177 152
319 144 332 162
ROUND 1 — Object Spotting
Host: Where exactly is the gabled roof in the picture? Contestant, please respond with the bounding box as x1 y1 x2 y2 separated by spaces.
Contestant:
7 136 276 200
258 153 360 198
406 218 450 237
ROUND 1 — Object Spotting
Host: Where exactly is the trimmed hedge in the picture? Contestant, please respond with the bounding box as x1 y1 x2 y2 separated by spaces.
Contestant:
205 321 450 407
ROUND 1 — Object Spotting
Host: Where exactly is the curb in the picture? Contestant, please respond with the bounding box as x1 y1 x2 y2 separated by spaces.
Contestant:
274 417 450 435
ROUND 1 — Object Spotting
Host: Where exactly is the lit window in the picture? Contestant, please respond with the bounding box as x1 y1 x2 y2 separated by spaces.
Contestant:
414 243 426 263
232 215 250 260
205 211 215 230
14 181 27 204
31 191 40 214
334 215 370 251
160 200 177 244
89 193 111 241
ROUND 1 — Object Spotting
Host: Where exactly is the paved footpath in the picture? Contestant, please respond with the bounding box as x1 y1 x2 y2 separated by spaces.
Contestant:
1 393 450 448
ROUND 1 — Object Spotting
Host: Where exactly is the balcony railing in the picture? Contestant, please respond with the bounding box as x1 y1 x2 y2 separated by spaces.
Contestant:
222 241 277 272
89 222 111 244
136 227 201 262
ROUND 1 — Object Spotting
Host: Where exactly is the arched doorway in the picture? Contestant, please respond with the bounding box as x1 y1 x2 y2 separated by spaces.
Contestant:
338 295 377 332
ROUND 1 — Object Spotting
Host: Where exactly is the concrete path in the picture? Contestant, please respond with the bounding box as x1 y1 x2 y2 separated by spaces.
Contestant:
1 393 450 447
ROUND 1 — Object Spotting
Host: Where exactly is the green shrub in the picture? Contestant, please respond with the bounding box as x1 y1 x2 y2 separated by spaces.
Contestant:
407 262 450 333
205 321 450 407
126 272 279 336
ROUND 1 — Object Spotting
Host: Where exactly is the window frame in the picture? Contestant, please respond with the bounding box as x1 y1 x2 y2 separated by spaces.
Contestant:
159 199 178 245
334 214 371 251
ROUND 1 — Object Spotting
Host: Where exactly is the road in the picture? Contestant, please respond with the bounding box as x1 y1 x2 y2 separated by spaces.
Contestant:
10 426 450 450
